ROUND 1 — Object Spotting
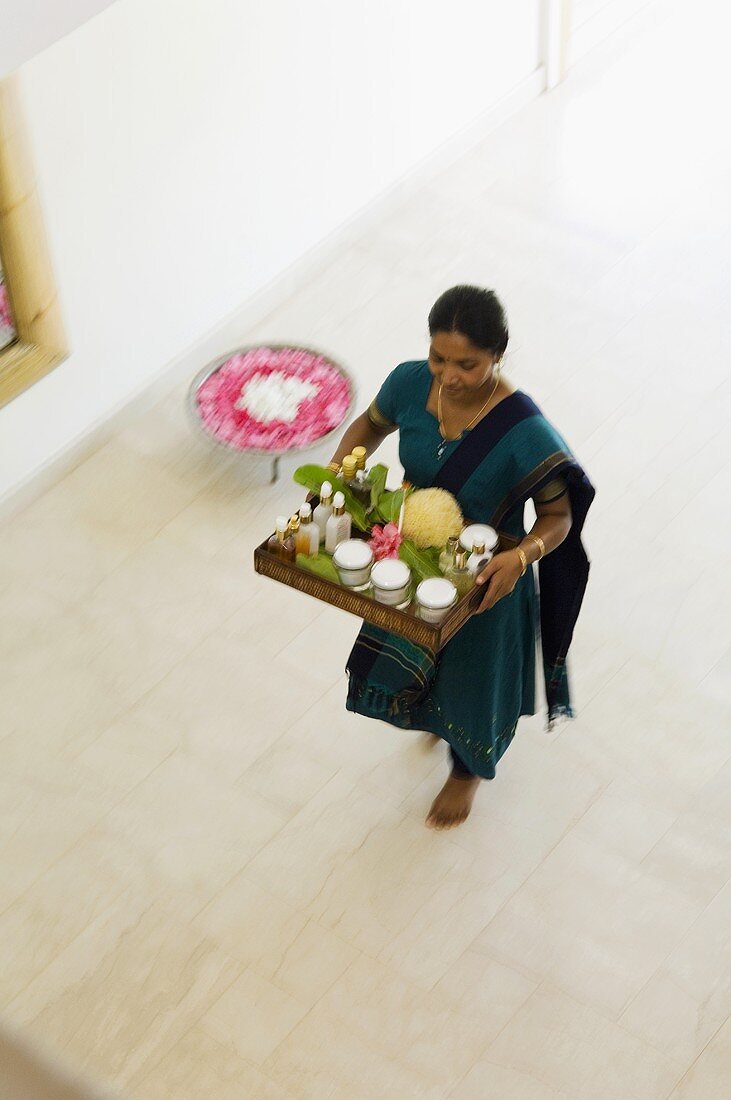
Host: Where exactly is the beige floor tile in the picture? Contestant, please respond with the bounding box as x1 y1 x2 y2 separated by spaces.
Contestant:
315 951 528 1093
199 966 311 1066
304 809 477 958
130 627 335 786
669 1015 731 1099
0 829 140 1010
618 970 724 1069
99 750 288 914
4 890 247 1090
471 832 702 1017
483 982 685 1099
450 1061 571 1099
0 754 119 910
261 1001 447 1099
569 778 678 864
128 1023 293 1099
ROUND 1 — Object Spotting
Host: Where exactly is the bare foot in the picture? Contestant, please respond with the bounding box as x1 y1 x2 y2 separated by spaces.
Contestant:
425 773 481 830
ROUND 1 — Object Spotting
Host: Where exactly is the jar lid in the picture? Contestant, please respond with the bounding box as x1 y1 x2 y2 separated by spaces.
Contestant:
460 524 498 551
371 558 410 590
416 577 457 610
333 539 373 569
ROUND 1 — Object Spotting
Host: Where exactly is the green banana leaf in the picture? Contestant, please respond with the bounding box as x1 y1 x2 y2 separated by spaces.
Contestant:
398 540 442 585
293 465 370 532
296 552 341 585
375 488 408 525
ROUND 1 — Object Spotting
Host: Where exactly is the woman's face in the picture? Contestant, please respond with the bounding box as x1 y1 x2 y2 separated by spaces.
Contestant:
428 330 499 399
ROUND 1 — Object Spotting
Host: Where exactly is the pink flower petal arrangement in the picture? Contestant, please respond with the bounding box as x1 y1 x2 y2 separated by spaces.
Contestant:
0 281 15 338
368 522 404 560
195 346 352 452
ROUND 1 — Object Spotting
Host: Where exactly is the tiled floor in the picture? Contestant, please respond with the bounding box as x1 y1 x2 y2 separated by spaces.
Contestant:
1 1 730 1096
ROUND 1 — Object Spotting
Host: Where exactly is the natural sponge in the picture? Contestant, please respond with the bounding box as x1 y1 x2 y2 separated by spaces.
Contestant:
401 488 464 549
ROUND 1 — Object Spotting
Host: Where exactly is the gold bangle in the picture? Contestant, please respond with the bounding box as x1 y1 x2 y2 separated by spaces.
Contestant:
515 547 527 577
528 534 546 559
326 461 341 474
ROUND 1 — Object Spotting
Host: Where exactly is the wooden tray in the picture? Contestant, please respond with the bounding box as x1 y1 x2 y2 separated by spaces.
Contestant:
254 527 518 652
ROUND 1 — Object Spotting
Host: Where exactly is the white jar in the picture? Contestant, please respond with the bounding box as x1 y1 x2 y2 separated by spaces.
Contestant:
459 524 498 553
333 539 373 591
415 577 458 623
371 558 411 608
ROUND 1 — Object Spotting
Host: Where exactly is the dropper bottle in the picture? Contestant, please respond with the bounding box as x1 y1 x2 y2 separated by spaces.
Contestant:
267 515 296 562
312 480 334 545
296 503 320 557
325 491 352 552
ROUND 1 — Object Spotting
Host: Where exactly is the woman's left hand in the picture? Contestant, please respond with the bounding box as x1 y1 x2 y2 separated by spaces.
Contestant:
473 551 523 613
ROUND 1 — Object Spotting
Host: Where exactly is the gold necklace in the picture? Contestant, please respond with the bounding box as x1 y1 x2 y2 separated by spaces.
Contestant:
437 372 500 458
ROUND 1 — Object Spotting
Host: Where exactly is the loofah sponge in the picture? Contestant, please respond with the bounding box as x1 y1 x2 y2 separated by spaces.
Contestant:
401 488 464 549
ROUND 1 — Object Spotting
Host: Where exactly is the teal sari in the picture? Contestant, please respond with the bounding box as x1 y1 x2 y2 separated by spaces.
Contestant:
345 360 595 781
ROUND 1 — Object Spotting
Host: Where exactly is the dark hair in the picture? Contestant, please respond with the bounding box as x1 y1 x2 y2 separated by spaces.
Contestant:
428 285 509 357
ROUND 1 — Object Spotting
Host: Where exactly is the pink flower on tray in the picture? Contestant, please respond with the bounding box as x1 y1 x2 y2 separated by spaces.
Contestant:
368 522 404 561
194 346 352 453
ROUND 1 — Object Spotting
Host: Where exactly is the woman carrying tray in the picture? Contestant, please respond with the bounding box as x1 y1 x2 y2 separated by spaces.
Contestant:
325 285 595 830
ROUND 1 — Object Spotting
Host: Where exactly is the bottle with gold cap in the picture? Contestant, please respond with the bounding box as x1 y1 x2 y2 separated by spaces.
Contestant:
312 480 334 545
351 445 371 503
445 547 474 598
467 539 491 576
351 446 367 472
439 535 459 575
296 503 320 557
267 515 296 562
342 454 371 507
325 491 351 553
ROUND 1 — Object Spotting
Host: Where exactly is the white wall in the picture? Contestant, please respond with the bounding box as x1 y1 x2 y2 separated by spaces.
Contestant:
1 0 118 79
0 0 541 500
567 0 654 66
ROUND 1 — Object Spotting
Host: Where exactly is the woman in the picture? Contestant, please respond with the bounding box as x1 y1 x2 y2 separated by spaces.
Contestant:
324 285 595 830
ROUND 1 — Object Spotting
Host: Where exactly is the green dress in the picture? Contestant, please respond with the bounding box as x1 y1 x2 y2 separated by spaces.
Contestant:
354 359 569 780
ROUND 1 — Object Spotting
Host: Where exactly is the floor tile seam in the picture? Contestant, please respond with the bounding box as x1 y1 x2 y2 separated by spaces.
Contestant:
79 589 268 749
0 869 143 1025
0 739 180 920
264 965 460 1098
509 972 695 1079
117 953 254 1093
662 1011 730 1097
697 647 731 690
628 871 730 990
615 963 727 1066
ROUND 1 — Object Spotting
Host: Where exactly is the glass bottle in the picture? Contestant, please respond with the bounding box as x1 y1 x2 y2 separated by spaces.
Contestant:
267 515 296 562
467 540 490 575
439 535 459 574
341 455 371 507
313 480 334 545
296 503 320 557
446 548 474 598
351 446 370 498
325 491 352 553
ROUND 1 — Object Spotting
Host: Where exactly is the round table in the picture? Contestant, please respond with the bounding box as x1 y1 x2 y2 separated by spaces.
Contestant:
188 344 356 483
